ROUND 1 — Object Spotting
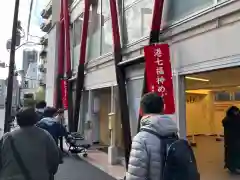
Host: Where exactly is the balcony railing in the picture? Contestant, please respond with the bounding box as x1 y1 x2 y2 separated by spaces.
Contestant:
39 49 47 58
40 0 52 19
40 19 52 33
40 37 48 46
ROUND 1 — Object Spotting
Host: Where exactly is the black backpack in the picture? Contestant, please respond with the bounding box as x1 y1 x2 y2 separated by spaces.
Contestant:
141 128 200 180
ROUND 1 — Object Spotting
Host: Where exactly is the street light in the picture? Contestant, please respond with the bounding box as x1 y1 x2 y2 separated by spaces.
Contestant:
4 0 20 133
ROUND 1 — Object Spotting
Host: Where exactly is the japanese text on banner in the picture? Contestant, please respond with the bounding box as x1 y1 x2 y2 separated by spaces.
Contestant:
144 44 175 114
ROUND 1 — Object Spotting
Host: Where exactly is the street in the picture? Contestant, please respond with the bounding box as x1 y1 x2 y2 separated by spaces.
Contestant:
55 155 116 180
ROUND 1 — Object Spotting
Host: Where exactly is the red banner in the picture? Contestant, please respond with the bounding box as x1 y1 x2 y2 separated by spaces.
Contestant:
60 79 68 109
144 44 175 114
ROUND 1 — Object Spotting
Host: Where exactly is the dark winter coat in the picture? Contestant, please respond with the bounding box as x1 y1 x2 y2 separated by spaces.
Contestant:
0 126 59 180
222 114 240 169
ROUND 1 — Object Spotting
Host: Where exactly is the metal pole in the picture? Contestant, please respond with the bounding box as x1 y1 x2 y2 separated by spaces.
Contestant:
26 0 34 41
73 0 91 132
109 0 132 168
4 0 20 133
63 0 74 129
137 0 165 132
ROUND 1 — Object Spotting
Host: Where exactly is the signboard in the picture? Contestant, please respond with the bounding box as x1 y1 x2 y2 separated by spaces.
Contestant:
144 44 175 114
60 79 68 109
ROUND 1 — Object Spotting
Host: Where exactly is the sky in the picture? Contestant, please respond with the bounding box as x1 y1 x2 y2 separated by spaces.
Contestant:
0 0 49 79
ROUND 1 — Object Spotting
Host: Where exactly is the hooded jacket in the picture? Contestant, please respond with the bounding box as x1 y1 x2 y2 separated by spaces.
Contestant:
0 126 59 180
126 115 178 180
36 118 68 144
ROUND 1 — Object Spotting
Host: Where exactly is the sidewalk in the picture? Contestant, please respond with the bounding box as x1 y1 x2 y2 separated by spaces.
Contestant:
63 143 125 180
55 155 116 180
80 149 126 179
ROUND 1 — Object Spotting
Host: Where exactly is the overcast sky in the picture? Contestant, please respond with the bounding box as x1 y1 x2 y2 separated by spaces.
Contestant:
0 0 48 79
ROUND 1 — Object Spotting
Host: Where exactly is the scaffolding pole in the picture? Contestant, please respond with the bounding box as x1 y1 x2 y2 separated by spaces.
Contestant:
73 0 91 132
63 0 74 129
109 0 132 168
137 0 165 132
55 0 65 109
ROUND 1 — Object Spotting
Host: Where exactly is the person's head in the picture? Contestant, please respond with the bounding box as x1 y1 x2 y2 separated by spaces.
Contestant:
36 101 47 109
43 107 57 118
140 92 164 115
226 106 240 117
16 107 38 127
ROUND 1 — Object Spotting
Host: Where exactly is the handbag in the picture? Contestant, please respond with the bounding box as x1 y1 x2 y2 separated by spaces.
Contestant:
8 135 32 180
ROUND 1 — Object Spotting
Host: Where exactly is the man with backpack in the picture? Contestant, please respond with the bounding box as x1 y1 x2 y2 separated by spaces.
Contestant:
36 107 68 164
126 92 200 180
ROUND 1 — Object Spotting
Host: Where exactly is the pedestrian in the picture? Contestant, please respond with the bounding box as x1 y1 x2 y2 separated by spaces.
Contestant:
55 108 66 151
222 106 240 173
55 108 65 126
0 107 60 180
35 100 47 121
36 107 68 163
126 92 199 180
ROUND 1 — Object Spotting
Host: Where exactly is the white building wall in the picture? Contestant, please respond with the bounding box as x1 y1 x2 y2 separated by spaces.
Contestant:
25 62 38 89
45 23 59 106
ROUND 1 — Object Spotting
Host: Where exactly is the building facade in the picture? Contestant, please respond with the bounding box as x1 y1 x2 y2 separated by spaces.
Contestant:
19 49 41 103
42 0 240 163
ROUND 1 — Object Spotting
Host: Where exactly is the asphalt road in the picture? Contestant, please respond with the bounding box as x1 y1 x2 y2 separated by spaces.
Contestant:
55 155 116 180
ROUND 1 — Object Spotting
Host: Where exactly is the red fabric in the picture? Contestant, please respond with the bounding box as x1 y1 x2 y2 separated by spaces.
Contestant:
60 80 68 109
144 44 175 114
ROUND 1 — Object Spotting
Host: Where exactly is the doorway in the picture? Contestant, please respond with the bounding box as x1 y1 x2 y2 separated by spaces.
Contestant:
184 67 240 180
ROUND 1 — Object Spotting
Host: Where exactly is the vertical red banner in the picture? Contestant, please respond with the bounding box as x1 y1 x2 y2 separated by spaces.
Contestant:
61 79 68 109
144 44 175 114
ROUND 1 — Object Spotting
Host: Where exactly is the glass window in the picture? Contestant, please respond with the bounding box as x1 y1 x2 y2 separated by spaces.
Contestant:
214 92 231 101
101 0 113 54
87 3 102 60
124 0 138 7
166 0 214 22
73 17 82 47
125 0 154 43
126 78 144 137
234 92 240 101
101 19 113 54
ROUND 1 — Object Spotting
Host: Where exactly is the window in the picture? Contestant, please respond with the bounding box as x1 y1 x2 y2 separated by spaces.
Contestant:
101 0 113 55
123 0 215 44
124 0 154 43
124 0 138 7
214 92 231 101
166 0 214 23
73 0 114 63
101 19 113 54
233 92 240 101
73 18 82 47
87 3 101 60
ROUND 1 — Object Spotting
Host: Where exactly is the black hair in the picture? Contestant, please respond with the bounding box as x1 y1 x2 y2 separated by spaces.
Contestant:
16 108 38 127
43 107 57 118
140 92 164 114
226 106 240 117
36 101 47 109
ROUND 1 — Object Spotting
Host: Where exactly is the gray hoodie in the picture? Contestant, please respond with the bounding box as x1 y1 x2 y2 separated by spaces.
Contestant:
126 115 178 180
0 126 60 180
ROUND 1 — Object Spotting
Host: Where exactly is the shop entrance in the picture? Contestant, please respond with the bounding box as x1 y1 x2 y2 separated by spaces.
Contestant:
185 67 240 180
